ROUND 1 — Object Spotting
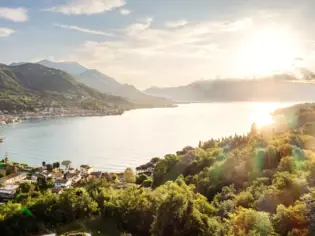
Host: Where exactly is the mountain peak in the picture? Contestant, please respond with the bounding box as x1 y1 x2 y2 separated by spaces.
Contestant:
10 62 28 67
37 60 88 76
38 59 51 63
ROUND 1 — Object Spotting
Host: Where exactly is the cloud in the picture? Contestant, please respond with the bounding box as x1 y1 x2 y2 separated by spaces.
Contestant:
0 7 28 22
120 9 131 15
0 28 15 37
222 18 253 32
54 23 114 36
165 20 188 28
45 0 125 15
125 17 153 35
66 17 253 87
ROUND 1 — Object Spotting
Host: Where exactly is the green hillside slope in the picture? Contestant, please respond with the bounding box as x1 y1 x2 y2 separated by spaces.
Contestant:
0 63 132 112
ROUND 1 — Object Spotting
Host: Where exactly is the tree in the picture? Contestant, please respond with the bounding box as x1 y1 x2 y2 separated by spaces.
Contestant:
46 177 55 188
153 154 179 187
136 174 148 185
278 144 293 158
124 168 136 183
36 176 48 191
59 188 98 221
18 182 35 194
111 173 118 183
5 166 16 176
61 160 71 170
151 178 222 236
150 157 160 164
273 202 308 235
278 156 296 173
229 208 274 236
46 164 53 172
263 145 279 169
235 191 255 208
42 161 46 167
52 162 60 169
143 178 153 187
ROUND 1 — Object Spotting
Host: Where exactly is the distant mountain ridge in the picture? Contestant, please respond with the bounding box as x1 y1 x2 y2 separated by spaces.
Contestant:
38 60 88 76
145 75 315 102
37 60 173 107
10 62 28 67
77 69 121 92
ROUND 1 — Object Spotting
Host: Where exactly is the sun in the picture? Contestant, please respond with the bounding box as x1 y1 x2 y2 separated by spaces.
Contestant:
242 28 301 76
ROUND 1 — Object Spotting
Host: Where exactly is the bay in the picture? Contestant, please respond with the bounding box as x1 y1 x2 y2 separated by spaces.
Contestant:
0 102 304 172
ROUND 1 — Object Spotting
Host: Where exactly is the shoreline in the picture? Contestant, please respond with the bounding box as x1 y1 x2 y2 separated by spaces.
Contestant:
0 109 125 125
0 103 177 125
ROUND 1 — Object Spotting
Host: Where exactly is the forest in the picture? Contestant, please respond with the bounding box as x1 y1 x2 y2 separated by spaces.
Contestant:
2 103 315 235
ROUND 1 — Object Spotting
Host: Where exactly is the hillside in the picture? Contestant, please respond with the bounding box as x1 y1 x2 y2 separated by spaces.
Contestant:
3 103 315 235
76 69 121 92
38 60 173 107
0 63 132 112
145 76 315 102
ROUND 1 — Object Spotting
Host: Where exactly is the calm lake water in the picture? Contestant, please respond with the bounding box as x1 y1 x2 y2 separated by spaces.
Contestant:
0 102 305 172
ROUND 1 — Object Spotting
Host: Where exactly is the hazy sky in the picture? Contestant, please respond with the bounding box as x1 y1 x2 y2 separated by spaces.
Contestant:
0 0 315 88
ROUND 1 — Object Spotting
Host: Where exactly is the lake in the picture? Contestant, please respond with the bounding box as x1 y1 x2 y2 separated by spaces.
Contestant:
0 102 304 172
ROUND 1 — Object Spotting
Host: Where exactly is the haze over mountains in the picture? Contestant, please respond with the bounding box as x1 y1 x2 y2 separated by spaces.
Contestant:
37 60 88 76
145 73 315 102
36 60 172 107
6 60 315 105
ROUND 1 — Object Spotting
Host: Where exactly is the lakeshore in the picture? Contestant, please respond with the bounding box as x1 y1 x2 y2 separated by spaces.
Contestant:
0 107 126 125
2 102 315 236
0 102 303 173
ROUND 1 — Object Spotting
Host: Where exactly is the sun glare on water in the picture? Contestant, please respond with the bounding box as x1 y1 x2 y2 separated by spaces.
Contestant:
243 28 302 76
248 102 290 128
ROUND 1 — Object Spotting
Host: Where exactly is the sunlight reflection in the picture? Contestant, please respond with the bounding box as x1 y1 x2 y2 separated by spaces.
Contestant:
247 102 291 128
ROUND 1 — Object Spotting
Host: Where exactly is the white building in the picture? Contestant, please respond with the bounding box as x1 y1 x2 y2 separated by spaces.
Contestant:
0 184 19 199
55 179 71 188
41 170 52 179
67 168 77 174
66 173 82 184
80 165 93 174
0 173 26 186
31 174 41 181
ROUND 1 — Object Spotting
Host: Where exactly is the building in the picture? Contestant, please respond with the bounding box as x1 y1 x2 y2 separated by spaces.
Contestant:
0 173 26 186
80 165 93 174
51 172 64 180
55 179 71 188
41 170 52 179
67 168 77 174
31 174 41 182
0 184 19 200
65 172 82 184
50 188 64 194
90 171 103 178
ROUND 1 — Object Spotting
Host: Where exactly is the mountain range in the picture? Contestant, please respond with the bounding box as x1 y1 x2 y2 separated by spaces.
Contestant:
0 63 131 111
145 74 315 102
6 60 315 108
36 60 172 107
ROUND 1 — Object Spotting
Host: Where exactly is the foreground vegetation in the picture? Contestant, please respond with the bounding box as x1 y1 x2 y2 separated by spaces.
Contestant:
2 103 315 235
